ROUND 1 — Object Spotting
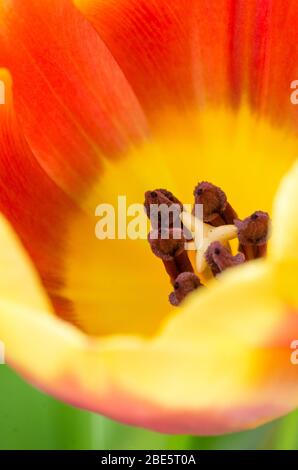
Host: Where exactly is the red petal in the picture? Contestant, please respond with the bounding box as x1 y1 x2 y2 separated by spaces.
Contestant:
0 69 78 322
248 0 298 127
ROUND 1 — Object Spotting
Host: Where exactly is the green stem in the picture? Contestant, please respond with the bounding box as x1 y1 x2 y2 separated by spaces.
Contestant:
273 411 298 450
0 366 94 449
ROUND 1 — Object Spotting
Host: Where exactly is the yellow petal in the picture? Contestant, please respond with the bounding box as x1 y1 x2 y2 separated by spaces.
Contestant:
0 214 51 313
1 231 297 434
270 160 298 263
270 161 298 305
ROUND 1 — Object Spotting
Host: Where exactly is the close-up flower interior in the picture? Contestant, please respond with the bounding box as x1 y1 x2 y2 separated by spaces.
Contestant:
0 0 297 450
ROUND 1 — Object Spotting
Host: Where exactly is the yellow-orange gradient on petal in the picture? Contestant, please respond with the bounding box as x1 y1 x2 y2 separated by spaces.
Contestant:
0 0 298 435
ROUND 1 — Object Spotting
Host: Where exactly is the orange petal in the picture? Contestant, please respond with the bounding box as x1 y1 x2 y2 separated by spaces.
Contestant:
75 0 236 116
0 0 147 197
76 0 298 129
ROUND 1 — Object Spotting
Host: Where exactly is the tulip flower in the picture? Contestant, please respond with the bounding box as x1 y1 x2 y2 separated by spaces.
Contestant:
0 0 297 435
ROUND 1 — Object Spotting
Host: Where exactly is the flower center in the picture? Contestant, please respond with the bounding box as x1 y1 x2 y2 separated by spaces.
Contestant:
62 104 296 337
144 182 270 306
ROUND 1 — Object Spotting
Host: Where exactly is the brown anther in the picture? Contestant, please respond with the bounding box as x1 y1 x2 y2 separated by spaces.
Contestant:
192 181 237 226
148 228 193 284
169 272 202 306
144 188 183 230
235 211 270 260
205 241 245 276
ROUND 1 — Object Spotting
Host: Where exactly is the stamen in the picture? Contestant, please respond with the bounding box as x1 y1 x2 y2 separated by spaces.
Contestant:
144 188 183 230
169 272 202 306
193 181 237 226
235 211 270 260
180 211 238 273
148 228 193 284
205 241 245 276
145 182 271 305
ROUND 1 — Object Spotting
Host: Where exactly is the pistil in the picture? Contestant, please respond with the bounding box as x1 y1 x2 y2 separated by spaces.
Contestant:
180 211 238 273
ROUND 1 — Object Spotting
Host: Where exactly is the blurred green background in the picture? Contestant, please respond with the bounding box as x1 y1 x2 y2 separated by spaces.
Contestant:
0 366 297 450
